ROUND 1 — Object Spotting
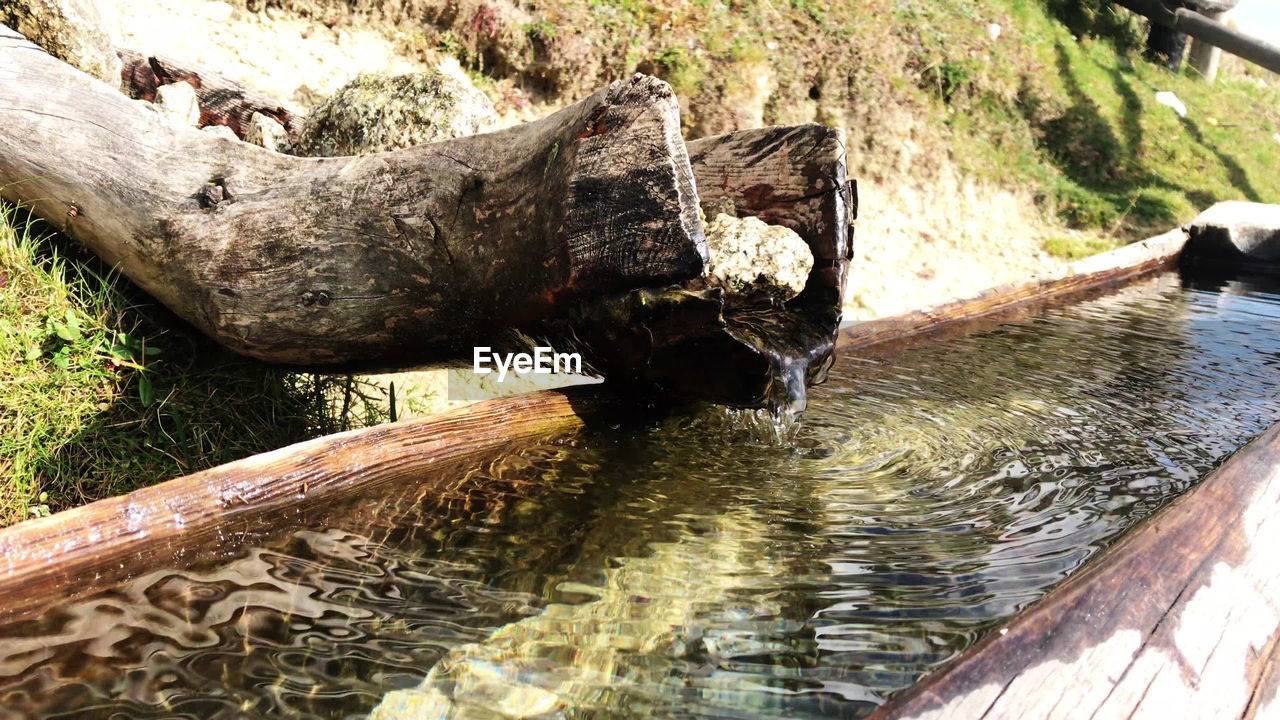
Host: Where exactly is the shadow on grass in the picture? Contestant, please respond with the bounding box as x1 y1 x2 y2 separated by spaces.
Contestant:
2 207 389 521
1025 37 1256 233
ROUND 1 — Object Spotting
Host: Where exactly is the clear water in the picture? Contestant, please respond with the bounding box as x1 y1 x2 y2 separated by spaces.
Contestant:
2 271 1280 720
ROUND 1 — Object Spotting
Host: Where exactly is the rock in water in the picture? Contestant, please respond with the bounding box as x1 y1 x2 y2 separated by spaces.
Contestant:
702 213 813 298
0 0 120 86
245 111 288 152
294 66 497 156
154 81 200 127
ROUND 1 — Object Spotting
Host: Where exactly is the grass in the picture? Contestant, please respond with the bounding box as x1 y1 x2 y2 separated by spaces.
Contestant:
428 0 1278 236
1042 234 1122 260
0 203 389 526
914 0 1280 236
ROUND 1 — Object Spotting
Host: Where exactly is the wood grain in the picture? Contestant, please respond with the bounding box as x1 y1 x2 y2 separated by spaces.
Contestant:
688 124 855 324
870 421 1280 720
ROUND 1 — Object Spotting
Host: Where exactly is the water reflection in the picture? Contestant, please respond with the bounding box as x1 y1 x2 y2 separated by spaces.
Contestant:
1 271 1279 719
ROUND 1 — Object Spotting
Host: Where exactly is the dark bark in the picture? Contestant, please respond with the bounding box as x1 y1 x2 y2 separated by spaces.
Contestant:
117 47 305 141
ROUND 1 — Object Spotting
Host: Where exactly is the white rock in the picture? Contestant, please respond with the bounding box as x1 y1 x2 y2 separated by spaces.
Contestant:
154 82 200 127
702 214 812 298
245 112 289 152
200 125 238 140
987 23 1002 40
1155 91 1188 118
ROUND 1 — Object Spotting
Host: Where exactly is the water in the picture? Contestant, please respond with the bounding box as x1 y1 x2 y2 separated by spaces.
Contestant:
2 270 1280 720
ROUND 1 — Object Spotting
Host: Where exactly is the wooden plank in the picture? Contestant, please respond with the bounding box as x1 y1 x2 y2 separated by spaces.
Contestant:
870 421 1280 720
0 387 619 624
839 229 1188 351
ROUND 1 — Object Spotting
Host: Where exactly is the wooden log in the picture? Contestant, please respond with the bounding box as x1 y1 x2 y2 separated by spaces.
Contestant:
0 24 704 368
116 47 304 141
839 228 1188 351
0 387 625 624
557 124 856 408
870 420 1280 720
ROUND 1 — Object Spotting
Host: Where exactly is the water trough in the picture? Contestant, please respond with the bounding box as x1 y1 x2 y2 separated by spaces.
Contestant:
2 204 1279 719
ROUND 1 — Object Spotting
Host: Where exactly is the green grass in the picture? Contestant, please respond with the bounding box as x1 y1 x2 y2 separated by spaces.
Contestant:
1042 234 1122 260
0 203 389 526
449 0 1278 238
944 0 1280 236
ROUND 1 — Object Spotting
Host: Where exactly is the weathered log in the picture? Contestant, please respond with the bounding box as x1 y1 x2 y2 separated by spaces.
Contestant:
870 420 1280 720
553 124 854 409
688 124 855 323
116 47 304 141
0 24 705 368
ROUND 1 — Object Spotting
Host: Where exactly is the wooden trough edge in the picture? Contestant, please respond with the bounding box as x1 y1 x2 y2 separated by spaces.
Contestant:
0 387 619 623
869 420 1280 720
838 227 1188 350
0 225 1192 623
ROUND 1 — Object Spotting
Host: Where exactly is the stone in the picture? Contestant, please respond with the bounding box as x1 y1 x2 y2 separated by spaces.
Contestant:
0 0 121 86
702 213 812 298
294 66 497 156
200 124 238 140
154 81 200 127
1184 201 1280 274
244 111 288 151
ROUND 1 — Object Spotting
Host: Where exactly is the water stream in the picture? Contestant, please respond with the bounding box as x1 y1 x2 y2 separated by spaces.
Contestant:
2 270 1279 719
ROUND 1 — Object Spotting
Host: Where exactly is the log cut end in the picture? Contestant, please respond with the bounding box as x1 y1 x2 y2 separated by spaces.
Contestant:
559 73 707 295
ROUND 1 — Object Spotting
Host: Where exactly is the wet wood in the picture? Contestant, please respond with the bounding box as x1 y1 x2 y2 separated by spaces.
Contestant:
870 420 1280 720
117 47 304 141
0 387 620 624
0 24 704 368
839 228 1188 351
566 125 856 408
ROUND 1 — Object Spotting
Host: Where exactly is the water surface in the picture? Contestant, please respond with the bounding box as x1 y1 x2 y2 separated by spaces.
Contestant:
2 270 1280 719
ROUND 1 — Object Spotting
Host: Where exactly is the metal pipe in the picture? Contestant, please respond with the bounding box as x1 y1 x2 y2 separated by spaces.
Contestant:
1115 0 1280 74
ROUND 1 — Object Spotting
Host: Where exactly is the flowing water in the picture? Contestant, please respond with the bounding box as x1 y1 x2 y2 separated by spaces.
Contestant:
2 270 1280 720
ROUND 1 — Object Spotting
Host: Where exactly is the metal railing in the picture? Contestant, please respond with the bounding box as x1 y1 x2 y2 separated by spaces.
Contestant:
1115 0 1280 74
